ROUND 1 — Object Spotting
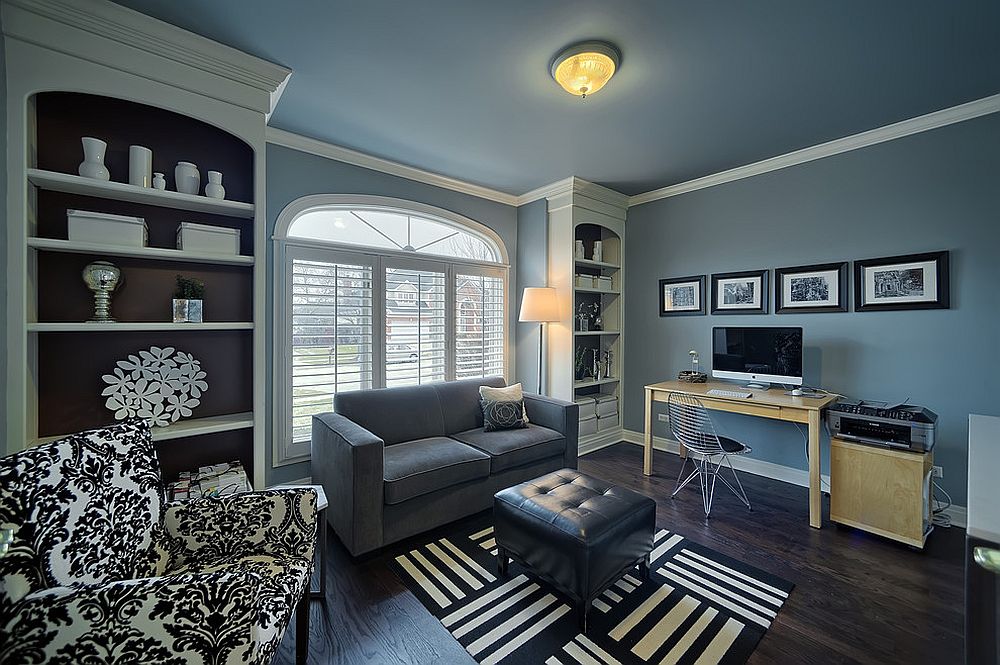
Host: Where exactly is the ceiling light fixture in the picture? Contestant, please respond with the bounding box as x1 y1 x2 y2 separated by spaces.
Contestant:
550 41 620 99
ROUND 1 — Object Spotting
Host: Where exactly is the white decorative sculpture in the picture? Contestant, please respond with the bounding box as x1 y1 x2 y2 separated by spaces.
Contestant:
101 346 208 427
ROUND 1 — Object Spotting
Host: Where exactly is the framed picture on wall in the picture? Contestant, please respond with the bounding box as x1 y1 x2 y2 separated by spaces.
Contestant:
775 262 849 313
658 275 706 316
711 270 768 314
855 251 950 312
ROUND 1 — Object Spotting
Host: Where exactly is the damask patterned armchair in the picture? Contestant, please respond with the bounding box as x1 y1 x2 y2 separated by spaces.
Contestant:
0 419 317 665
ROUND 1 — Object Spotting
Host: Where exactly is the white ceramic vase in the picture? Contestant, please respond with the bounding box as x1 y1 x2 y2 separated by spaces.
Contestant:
575 240 585 260
128 145 152 187
152 172 166 190
175 161 200 195
593 240 603 262
78 137 110 181
205 170 226 200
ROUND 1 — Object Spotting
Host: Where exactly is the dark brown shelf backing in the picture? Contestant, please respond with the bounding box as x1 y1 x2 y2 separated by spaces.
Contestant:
156 429 254 485
38 253 252 323
36 330 253 436
37 191 254 256
35 92 253 204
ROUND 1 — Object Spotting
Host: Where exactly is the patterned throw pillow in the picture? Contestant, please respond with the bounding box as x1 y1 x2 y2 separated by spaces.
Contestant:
480 383 529 431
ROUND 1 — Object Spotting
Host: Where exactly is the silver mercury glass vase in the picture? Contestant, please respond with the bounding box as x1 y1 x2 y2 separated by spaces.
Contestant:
82 261 122 322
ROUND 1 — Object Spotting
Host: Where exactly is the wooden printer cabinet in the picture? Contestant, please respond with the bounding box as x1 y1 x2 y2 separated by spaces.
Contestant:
830 437 933 548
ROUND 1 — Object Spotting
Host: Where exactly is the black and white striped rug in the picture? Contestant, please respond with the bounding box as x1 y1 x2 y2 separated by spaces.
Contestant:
389 522 793 665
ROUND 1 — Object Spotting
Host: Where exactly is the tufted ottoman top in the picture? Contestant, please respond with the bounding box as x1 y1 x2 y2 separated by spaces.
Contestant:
494 468 655 543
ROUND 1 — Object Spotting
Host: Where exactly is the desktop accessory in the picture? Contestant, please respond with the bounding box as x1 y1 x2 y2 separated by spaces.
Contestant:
678 349 708 383
706 388 753 399
790 388 804 396
827 401 937 452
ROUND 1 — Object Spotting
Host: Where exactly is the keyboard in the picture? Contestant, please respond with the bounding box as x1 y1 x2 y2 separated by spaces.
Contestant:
706 388 752 399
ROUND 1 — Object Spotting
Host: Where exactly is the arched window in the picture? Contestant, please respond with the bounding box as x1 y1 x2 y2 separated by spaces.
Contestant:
273 195 509 463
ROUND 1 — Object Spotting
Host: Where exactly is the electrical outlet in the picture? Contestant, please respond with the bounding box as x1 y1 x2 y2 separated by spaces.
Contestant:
657 413 669 422
932 466 943 479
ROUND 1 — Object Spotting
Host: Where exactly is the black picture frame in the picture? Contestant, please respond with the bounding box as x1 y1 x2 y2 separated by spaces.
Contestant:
710 270 769 314
775 262 849 314
658 275 706 316
854 251 950 312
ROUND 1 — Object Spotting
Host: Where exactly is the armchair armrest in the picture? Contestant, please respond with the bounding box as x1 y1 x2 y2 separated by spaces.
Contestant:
163 488 317 569
524 394 579 469
312 412 385 556
8 570 275 664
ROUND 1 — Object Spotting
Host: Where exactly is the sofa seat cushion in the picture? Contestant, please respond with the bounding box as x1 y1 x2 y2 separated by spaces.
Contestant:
451 425 565 473
383 437 491 505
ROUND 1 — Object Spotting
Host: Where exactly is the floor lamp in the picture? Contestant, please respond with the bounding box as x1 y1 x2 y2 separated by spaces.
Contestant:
519 287 560 396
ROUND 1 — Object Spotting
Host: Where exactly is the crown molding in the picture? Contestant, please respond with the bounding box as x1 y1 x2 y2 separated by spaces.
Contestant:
515 176 629 209
629 93 1000 207
1 0 292 116
266 127 521 206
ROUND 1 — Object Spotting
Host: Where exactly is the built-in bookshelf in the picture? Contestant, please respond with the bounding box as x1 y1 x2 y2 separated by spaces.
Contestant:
16 91 261 482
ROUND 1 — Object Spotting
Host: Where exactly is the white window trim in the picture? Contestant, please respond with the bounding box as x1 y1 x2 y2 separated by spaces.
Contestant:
272 195 511 467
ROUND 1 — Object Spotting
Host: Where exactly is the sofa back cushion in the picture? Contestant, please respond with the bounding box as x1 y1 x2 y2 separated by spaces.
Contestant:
335 383 447 445
0 419 163 594
434 376 506 435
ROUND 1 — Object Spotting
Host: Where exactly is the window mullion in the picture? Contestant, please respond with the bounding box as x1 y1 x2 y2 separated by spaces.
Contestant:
374 255 387 389
445 265 456 381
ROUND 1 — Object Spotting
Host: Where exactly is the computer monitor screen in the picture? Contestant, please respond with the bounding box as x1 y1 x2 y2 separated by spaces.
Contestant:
712 326 803 386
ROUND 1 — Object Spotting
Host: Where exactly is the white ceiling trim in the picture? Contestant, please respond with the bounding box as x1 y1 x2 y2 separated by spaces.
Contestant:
266 127 521 206
628 93 1000 207
3 0 292 116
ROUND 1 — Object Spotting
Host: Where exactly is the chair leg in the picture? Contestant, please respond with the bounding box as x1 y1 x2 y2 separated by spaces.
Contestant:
295 594 309 665
497 545 508 577
671 456 699 498
719 454 752 511
578 598 592 633
639 553 651 580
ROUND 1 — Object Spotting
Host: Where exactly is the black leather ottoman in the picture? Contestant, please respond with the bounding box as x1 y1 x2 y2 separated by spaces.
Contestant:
493 468 656 631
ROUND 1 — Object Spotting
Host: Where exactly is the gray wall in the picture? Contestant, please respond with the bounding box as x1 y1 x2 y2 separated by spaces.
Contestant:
514 198 548 393
264 143 518 484
1 31 7 439
623 113 1000 505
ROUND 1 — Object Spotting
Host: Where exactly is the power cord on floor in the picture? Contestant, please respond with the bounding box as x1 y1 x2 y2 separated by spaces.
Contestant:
932 481 953 528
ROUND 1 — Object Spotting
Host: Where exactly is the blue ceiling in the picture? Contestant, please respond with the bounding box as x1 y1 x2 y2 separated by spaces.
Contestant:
113 0 1000 196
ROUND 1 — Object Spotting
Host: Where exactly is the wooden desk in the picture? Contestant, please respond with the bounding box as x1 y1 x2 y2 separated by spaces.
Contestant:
643 380 838 528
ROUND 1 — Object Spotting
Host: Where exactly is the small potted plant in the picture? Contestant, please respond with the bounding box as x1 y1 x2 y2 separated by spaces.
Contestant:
173 275 205 323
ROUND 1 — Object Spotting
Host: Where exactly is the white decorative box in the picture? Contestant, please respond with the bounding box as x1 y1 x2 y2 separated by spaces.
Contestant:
177 222 240 255
67 209 148 247
574 396 597 420
595 394 618 417
597 276 614 292
579 414 598 437
597 412 619 431
575 274 595 288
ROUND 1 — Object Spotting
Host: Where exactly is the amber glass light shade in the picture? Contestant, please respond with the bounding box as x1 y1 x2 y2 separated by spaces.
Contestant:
550 42 620 98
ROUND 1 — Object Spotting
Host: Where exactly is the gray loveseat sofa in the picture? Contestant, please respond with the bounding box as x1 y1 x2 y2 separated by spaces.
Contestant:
312 376 578 556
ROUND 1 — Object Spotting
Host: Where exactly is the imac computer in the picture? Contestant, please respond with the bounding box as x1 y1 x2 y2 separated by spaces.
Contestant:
712 326 803 388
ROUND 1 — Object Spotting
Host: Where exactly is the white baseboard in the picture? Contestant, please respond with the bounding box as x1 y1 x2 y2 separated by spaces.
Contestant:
578 429 625 456
616 429 967 528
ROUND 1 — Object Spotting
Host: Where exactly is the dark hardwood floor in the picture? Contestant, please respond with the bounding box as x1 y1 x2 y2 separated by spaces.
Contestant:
274 443 965 664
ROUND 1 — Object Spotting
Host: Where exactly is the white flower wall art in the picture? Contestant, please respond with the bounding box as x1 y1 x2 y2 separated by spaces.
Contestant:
101 346 209 427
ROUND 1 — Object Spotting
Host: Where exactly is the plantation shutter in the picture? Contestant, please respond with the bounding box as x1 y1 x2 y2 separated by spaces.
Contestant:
455 272 505 379
385 266 447 387
290 257 374 442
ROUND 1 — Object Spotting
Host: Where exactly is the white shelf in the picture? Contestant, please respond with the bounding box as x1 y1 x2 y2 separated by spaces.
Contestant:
575 258 620 270
27 169 255 219
28 237 254 266
575 287 620 295
574 330 620 336
28 322 254 332
30 412 254 446
574 377 620 389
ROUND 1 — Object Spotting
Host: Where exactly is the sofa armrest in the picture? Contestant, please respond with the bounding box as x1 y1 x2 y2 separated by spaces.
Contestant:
162 489 317 569
523 394 579 469
312 412 385 556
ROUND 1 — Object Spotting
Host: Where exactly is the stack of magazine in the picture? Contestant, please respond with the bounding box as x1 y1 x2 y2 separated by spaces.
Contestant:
168 461 252 501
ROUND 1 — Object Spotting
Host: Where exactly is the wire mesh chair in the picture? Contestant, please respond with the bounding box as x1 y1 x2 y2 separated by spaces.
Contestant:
666 392 752 517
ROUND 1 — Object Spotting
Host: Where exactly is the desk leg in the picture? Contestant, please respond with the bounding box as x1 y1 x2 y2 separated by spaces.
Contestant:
808 410 822 529
643 388 653 475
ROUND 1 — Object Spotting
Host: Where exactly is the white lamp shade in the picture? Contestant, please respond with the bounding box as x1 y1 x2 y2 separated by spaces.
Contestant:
519 287 560 322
